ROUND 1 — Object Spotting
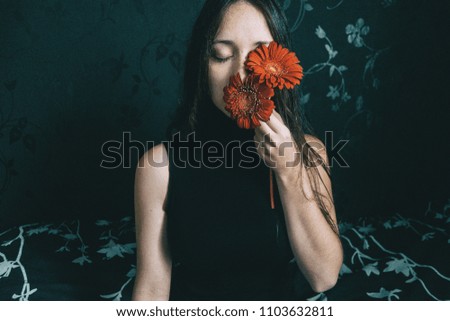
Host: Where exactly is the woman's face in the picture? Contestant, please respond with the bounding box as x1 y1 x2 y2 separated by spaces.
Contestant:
208 1 274 115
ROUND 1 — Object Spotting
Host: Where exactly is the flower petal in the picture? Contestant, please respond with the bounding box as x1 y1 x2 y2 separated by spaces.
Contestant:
243 41 303 91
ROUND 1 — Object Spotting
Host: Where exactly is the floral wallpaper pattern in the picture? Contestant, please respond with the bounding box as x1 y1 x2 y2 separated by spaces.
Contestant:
2 0 430 227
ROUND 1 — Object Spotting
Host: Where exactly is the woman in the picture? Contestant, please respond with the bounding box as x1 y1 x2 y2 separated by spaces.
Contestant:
132 0 343 301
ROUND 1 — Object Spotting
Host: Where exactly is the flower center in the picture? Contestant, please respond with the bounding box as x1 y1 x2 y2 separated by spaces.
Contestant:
265 62 283 76
237 88 259 115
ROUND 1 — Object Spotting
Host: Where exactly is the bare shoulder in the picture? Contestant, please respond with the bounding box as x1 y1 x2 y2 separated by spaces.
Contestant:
304 134 328 165
137 143 169 169
304 134 325 147
135 143 169 201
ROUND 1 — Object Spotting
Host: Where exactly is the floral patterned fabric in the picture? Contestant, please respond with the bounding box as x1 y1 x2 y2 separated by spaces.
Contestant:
1 199 448 300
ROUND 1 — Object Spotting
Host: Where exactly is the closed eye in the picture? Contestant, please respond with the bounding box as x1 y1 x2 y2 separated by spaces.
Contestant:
211 55 233 63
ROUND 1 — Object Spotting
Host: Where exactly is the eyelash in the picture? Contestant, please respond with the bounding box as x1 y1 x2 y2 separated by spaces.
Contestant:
212 55 233 63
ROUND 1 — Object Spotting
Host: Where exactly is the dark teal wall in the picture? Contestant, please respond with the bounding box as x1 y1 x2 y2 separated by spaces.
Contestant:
0 0 447 225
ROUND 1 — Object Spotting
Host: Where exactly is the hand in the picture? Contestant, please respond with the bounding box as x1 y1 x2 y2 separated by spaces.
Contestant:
253 110 301 178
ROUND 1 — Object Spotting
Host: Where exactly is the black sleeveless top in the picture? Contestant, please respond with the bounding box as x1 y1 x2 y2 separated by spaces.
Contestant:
162 104 298 300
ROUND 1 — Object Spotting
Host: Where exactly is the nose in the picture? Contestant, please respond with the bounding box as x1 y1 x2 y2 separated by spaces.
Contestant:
237 53 249 81
238 64 248 82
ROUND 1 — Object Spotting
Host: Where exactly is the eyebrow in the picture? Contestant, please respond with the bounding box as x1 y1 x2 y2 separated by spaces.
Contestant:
212 40 271 46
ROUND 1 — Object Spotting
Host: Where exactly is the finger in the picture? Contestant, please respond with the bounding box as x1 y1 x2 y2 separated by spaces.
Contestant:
265 112 287 134
253 131 263 142
258 120 273 135
259 149 276 168
256 128 278 150
255 138 267 155
254 131 269 149
272 109 283 122
253 134 262 149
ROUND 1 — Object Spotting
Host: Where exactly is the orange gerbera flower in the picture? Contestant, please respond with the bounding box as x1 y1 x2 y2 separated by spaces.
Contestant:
223 73 275 129
245 41 303 90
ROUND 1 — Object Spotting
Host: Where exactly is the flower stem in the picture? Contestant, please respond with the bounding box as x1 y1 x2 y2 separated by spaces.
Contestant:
270 168 275 209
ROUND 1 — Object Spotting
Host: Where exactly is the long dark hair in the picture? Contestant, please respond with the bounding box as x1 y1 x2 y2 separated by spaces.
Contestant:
167 0 339 235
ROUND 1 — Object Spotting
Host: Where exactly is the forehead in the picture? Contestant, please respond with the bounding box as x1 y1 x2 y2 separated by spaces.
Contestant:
214 1 273 44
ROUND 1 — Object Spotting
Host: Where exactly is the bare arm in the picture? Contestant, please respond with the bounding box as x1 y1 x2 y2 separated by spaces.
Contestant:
275 137 343 293
132 143 172 300
254 111 343 293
